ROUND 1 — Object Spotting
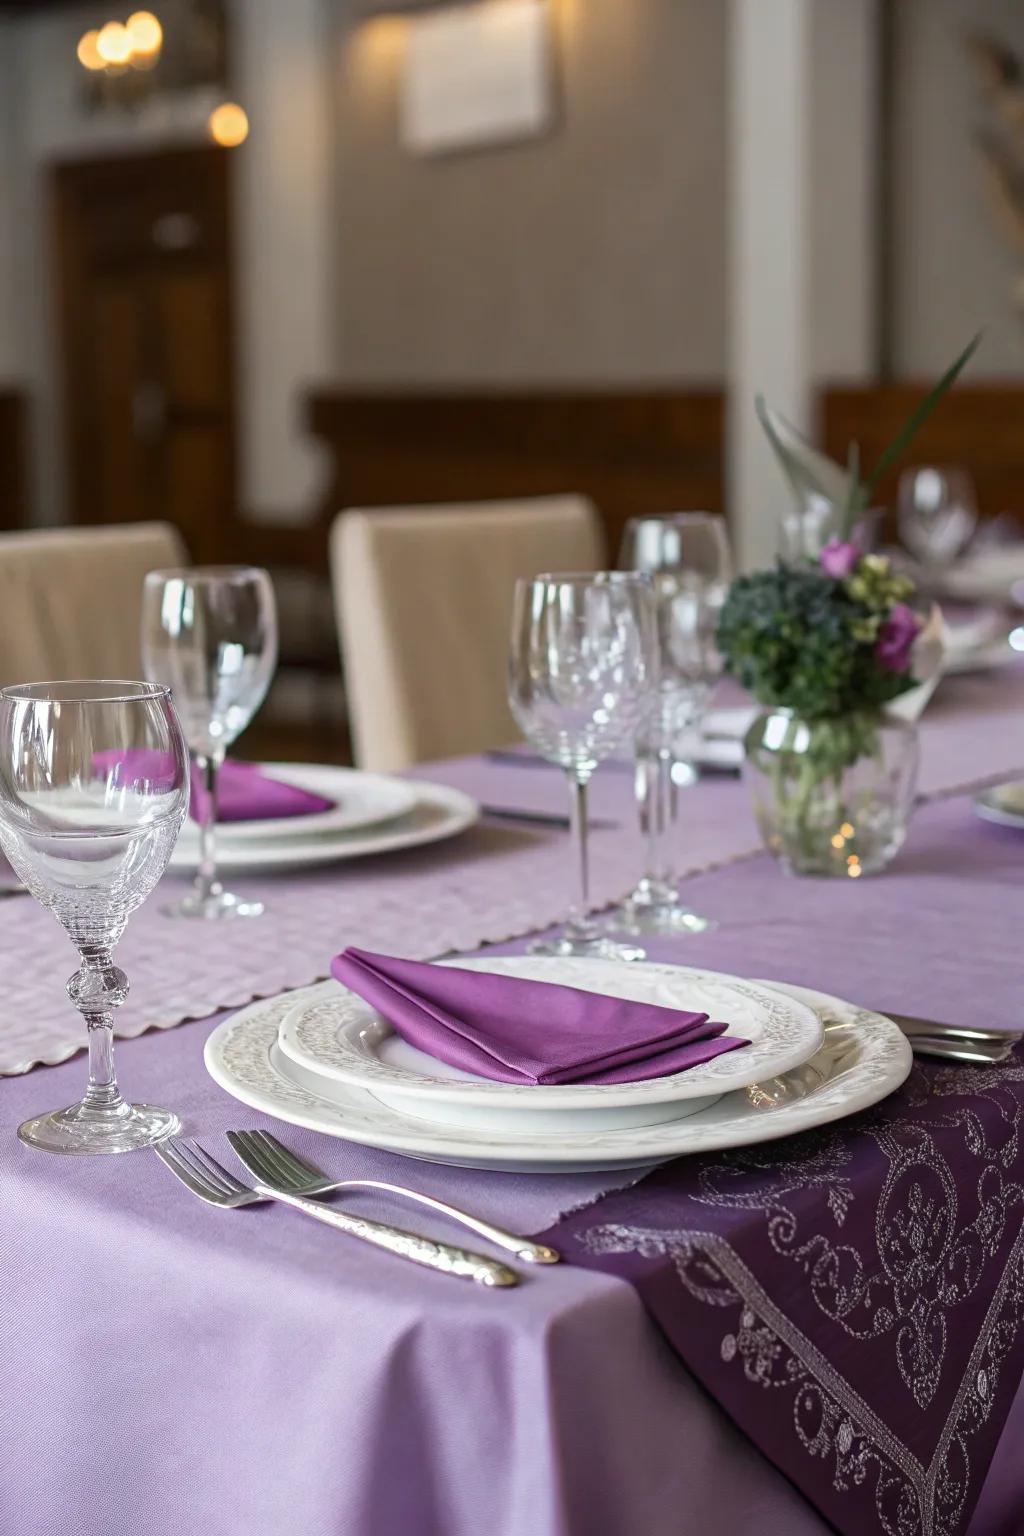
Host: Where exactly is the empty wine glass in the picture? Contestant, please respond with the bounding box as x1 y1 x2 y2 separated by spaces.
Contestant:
508 572 657 961
142 566 277 919
610 513 733 937
0 681 189 1154
899 467 977 568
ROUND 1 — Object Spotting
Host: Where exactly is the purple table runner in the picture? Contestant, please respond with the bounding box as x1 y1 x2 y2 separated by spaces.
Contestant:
538 1049 1024 1536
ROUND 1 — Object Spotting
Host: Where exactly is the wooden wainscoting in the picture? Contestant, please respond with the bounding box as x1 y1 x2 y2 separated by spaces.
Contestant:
0 389 29 529
306 389 726 559
820 383 1024 529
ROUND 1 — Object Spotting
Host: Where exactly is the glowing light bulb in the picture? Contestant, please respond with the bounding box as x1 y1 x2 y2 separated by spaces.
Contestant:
97 21 132 66
208 102 249 148
77 30 104 71
127 11 162 60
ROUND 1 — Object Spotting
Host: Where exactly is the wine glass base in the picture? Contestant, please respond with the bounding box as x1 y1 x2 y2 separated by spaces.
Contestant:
18 1101 181 1156
527 933 646 962
162 889 264 920
609 901 717 938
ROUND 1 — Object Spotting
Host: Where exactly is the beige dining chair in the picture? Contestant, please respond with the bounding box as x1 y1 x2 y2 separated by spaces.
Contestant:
331 496 606 770
0 521 186 685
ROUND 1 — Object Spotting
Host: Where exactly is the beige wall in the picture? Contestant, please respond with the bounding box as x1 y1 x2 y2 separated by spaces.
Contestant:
332 0 727 385
889 0 1024 376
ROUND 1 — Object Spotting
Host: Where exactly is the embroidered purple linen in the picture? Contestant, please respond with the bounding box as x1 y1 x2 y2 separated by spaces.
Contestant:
537 1050 1024 1536
329 946 749 1085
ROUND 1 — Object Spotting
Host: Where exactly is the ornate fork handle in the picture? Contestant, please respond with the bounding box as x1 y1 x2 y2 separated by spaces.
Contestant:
334 1180 559 1265
254 1183 519 1287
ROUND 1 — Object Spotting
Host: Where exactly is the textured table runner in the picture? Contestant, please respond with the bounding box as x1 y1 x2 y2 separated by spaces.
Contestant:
3 665 1024 1078
540 1049 1024 1536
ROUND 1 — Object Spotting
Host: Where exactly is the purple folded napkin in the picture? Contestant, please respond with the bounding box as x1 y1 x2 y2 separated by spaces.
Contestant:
330 946 750 1086
94 750 333 824
190 761 333 824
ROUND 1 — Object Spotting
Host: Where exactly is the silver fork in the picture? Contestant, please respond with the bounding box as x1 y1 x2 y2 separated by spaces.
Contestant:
155 1138 518 1287
227 1129 560 1265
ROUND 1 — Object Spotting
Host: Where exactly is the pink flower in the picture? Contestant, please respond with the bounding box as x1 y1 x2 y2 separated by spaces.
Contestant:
820 540 860 579
875 603 920 673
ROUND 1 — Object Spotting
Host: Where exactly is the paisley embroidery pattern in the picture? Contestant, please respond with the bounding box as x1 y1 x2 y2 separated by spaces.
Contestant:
564 1055 1024 1536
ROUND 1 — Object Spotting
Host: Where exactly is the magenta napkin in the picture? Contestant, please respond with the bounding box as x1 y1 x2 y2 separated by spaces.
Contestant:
330 946 750 1086
94 750 333 824
190 761 333 824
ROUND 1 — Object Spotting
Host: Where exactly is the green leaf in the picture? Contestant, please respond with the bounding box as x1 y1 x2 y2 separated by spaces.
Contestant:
862 331 982 497
841 441 862 537
755 394 832 509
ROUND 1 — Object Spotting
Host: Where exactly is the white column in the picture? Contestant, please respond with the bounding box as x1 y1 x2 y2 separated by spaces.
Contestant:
727 0 812 571
726 0 881 569
0 21 24 384
232 0 336 522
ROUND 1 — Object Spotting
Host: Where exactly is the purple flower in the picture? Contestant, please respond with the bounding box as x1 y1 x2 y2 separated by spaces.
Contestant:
875 603 920 673
820 540 861 579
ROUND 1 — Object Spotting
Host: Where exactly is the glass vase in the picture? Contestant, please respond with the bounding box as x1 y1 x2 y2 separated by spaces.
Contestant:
742 709 919 878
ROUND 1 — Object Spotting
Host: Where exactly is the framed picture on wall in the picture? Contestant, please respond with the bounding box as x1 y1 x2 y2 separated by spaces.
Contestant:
400 0 555 157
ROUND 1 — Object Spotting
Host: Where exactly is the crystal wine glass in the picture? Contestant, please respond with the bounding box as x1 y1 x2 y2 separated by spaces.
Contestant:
610 513 733 937
141 566 278 919
898 466 977 568
0 681 189 1154
508 572 658 961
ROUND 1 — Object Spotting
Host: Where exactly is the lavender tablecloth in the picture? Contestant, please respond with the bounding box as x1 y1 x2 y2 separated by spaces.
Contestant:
2 670 1024 1536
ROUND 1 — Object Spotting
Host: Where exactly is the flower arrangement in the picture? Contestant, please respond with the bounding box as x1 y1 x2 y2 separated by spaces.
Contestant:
717 547 920 722
716 334 981 875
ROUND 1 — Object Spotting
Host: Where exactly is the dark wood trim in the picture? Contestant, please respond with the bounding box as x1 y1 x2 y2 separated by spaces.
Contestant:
820 381 1024 532
305 387 726 562
0 388 29 529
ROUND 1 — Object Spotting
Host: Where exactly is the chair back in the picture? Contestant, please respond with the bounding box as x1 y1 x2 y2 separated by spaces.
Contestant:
0 522 186 685
331 496 605 770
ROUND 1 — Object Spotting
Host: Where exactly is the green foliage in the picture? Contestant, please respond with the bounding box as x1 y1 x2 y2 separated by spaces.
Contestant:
757 332 982 537
716 564 916 719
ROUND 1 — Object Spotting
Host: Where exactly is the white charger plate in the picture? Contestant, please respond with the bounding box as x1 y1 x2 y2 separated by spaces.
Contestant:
276 960 824 1132
203 980 912 1172
974 782 1024 831
176 764 417 846
169 780 479 872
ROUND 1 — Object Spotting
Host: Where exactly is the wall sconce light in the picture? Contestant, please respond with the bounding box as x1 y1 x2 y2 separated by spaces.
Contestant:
77 11 164 78
208 101 249 148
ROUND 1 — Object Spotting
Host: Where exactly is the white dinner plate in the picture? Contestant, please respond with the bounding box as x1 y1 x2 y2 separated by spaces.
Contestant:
974 782 1024 832
276 960 824 1132
204 980 912 1172
169 780 479 872
176 764 417 846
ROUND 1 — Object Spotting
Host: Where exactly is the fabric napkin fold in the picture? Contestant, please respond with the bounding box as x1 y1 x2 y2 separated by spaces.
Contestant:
330 946 750 1086
190 761 333 824
94 750 333 824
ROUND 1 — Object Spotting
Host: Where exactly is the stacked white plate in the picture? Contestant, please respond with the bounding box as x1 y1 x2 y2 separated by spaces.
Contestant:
170 764 479 873
205 956 913 1172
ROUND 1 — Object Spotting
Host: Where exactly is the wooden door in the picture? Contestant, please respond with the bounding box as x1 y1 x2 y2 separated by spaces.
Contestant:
53 146 235 562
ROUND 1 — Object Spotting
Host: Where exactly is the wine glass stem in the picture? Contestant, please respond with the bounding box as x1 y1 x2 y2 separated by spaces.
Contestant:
71 949 129 1115
638 742 679 892
195 751 224 902
85 1013 121 1111
566 768 593 933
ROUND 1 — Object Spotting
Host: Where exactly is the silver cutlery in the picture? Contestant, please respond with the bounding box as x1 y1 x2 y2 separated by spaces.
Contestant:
480 805 616 831
227 1129 560 1265
906 1038 1014 1066
155 1138 519 1287
886 1014 1019 1065
888 1014 1022 1047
